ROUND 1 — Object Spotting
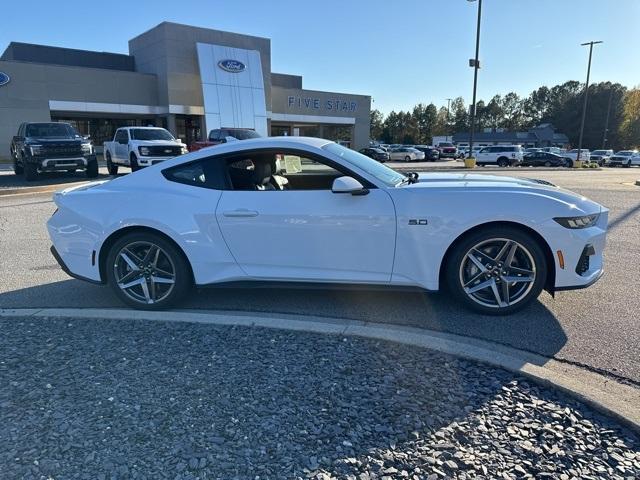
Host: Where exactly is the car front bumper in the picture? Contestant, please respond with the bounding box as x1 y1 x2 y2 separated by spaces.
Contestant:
540 210 608 291
30 155 95 172
136 156 177 167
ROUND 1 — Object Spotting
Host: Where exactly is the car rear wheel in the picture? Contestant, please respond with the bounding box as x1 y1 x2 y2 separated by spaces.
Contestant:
544 161 552 167
106 152 118 175
106 232 192 310
445 226 547 315
497 157 509 167
564 158 573 168
404 155 411 162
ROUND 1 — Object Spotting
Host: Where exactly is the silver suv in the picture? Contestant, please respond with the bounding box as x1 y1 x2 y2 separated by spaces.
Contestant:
476 145 524 167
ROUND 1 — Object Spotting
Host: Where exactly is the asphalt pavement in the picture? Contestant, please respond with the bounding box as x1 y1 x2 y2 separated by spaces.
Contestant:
0 167 639 385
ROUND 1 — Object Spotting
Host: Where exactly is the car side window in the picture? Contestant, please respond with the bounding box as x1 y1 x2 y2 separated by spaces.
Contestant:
163 161 207 186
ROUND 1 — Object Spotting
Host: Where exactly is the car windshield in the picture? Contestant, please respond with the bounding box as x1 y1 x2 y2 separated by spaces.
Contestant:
592 150 607 155
25 123 76 138
228 130 261 140
131 129 175 141
323 143 405 187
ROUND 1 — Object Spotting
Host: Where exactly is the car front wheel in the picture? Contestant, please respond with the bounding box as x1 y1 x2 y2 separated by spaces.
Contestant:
106 232 192 310
445 226 547 315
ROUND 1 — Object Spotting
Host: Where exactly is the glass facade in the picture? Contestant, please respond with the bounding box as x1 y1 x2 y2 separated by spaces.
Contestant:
270 123 353 147
51 115 164 153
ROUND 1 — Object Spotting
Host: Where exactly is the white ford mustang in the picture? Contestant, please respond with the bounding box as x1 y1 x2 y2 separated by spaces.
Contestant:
48 137 608 315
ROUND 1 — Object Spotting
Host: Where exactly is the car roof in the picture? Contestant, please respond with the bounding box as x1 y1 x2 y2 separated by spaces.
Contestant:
185 136 334 160
122 126 167 130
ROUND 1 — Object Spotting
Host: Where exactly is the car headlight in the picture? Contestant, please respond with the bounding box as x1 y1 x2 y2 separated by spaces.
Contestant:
81 143 93 154
180 146 188 154
139 146 150 156
29 145 43 155
553 214 599 229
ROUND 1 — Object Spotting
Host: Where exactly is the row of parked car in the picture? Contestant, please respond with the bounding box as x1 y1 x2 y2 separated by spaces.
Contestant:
362 141 640 168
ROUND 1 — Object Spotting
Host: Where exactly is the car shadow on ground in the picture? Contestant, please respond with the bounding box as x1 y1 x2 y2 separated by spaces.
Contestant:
0 170 112 189
0 279 568 364
2 283 637 479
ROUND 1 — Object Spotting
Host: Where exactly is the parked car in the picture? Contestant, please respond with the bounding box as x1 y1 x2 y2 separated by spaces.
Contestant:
359 147 389 162
10 122 97 181
589 149 613 166
607 150 640 167
389 147 425 162
525 147 543 154
563 149 591 166
48 136 608 315
103 127 187 174
413 145 440 161
521 151 567 167
541 147 565 155
437 142 457 159
475 145 524 167
188 128 261 152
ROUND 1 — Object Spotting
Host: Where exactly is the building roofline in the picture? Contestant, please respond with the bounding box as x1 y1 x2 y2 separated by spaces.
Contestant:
1 41 129 60
128 21 271 44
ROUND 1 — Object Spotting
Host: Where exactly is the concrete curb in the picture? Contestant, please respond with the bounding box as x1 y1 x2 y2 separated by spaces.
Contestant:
1 307 638 432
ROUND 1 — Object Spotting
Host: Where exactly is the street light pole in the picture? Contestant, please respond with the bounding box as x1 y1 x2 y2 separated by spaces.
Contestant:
467 0 482 158
446 98 452 140
602 87 613 149
576 40 602 162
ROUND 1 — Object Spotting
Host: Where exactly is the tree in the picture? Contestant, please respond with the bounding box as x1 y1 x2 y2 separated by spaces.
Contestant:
619 87 640 149
484 95 503 130
500 92 524 130
522 86 550 127
369 109 384 141
433 107 450 137
450 97 469 133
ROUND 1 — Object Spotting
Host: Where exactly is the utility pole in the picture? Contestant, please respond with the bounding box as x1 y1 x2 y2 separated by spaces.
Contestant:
602 87 613 149
446 98 453 140
467 0 482 158
577 40 603 162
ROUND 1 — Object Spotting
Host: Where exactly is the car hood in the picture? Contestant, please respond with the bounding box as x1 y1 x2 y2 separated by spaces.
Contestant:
133 140 183 146
27 137 80 143
405 172 603 213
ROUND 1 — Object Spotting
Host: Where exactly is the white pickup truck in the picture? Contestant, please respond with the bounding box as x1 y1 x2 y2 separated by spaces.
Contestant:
103 127 187 174
562 149 591 167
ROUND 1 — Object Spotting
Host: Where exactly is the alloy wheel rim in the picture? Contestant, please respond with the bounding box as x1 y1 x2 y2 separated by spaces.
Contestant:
113 241 176 304
459 238 536 309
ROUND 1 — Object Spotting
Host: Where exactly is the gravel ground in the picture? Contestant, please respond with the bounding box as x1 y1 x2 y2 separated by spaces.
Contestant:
1 316 638 480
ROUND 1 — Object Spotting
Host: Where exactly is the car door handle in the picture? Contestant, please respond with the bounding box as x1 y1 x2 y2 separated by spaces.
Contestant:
223 209 259 218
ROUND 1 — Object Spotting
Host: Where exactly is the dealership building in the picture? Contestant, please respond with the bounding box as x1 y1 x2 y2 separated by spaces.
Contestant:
0 22 371 158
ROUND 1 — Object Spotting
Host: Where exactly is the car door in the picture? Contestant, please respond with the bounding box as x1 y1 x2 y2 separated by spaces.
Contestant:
215 149 397 283
477 147 491 163
114 130 129 162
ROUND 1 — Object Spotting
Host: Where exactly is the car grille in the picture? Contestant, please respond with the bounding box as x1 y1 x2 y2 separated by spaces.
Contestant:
146 145 182 157
41 143 82 158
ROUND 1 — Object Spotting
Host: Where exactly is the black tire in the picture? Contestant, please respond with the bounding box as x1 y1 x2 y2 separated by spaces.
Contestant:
106 152 118 175
86 158 99 178
444 225 547 315
105 232 192 310
564 158 573 168
544 161 552 167
130 154 140 172
13 157 23 175
497 157 509 168
23 161 38 181
404 155 411 162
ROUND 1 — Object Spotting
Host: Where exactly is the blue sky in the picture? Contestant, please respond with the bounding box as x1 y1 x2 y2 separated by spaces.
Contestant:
1 0 638 114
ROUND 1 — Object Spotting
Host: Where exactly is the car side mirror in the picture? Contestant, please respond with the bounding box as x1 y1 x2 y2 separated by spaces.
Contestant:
331 176 369 196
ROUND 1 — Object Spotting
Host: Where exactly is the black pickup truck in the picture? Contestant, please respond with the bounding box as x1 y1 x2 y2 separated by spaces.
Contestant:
10 122 98 181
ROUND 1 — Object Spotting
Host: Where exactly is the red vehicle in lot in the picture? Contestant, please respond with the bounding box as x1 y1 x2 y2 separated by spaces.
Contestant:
188 128 261 152
437 142 458 159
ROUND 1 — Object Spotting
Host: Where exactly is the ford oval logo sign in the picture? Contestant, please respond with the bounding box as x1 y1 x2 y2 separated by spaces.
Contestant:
217 59 246 73
0 72 9 87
